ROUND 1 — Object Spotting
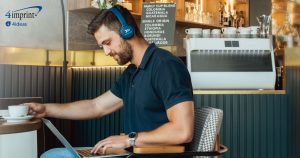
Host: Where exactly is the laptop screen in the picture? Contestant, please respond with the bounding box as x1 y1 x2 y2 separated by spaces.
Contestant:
41 118 129 158
42 118 81 158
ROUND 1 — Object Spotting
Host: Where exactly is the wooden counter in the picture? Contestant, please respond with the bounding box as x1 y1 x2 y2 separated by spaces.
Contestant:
0 119 41 134
193 89 286 94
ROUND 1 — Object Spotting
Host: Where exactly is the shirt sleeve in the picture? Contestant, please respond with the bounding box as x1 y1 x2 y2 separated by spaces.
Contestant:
110 74 123 99
111 67 130 99
111 64 136 99
153 59 194 109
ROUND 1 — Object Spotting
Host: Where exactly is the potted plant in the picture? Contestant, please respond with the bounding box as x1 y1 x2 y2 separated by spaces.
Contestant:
91 0 120 10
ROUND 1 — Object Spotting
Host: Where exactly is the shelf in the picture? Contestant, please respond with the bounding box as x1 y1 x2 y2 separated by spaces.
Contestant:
236 0 248 4
131 12 222 29
193 89 286 95
176 19 222 29
272 0 300 4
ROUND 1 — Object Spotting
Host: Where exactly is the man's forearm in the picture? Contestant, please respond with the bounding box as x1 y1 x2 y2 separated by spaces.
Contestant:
135 121 193 146
134 101 194 146
45 99 98 120
44 91 123 120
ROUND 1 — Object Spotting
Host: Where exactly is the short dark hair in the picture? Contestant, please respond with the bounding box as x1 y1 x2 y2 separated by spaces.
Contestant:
88 5 143 38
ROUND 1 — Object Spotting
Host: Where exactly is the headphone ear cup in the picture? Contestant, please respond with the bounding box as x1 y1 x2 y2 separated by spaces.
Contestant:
119 24 135 39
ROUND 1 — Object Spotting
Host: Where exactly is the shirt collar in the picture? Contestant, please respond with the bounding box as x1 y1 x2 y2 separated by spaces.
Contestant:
139 43 156 70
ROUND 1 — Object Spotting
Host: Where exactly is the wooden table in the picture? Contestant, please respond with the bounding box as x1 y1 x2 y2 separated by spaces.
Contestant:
0 119 41 134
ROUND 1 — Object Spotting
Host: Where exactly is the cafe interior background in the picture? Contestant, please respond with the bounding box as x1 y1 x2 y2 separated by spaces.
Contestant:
0 0 300 157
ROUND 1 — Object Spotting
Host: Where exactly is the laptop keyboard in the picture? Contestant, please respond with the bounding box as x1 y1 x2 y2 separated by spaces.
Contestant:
77 149 103 157
77 148 129 157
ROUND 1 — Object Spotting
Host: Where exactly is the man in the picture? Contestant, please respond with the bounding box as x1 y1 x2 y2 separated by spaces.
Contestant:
28 5 194 158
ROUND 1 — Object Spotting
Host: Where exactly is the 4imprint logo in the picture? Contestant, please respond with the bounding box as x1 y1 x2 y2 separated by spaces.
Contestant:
4 6 43 27
5 6 42 20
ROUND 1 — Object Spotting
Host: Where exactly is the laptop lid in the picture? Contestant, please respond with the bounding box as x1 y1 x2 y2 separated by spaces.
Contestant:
42 118 81 158
42 118 130 158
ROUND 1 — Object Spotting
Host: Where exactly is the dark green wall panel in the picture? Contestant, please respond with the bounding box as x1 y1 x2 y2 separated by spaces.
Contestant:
71 67 126 146
0 64 63 102
286 67 300 158
193 94 288 158
0 64 67 150
71 66 294 158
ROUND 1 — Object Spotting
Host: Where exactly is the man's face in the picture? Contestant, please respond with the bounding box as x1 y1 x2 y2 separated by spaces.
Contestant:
94 25 133 65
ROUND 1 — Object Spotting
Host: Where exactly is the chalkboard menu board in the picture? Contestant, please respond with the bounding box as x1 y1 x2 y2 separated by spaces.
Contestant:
140 3 176 46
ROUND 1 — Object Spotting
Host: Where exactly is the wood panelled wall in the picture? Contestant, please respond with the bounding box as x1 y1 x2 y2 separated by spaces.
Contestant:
0 64 69 151
194 94 288 158
0 65 63 101
71 66 126 146
286 67 300 158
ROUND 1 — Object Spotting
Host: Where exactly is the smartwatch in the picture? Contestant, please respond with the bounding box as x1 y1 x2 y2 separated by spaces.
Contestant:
128 132 138 147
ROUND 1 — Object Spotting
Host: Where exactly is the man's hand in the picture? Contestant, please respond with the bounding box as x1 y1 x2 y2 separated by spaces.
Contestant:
91 135 129 154
26 103 46 118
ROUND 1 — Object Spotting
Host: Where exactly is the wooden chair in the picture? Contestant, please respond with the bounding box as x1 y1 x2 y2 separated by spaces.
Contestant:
128 107 228 158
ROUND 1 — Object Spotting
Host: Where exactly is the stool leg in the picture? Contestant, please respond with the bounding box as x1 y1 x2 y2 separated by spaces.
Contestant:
213 134 220 158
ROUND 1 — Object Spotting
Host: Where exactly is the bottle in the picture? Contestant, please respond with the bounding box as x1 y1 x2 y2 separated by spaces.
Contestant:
239 11 244 27
219 10 224 25
236 11 240 28
223 12 229 27
224 17 228 26
233 11 238 28
218 1 225 26
275 66 283 90
228 12 233 27
274 37 284 90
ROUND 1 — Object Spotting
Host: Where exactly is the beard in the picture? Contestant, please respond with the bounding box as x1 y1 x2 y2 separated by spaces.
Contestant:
115 39 133 65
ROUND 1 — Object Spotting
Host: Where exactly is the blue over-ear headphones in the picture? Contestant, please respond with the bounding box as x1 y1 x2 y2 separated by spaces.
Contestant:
109 7 135 39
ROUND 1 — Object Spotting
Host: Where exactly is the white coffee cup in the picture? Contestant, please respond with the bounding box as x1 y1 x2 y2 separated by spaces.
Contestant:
8 104 29 117
185 28 202 38
202 29 211 38
211 29 221 38
249 26 260 38
238 27 251 38
249 26 259 32
238 27 251 34
222 27 237 38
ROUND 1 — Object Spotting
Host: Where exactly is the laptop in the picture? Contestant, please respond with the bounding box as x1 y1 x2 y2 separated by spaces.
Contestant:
42 118 130 158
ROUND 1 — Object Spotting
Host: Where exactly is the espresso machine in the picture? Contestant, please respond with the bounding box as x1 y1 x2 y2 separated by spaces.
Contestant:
184 37 276 89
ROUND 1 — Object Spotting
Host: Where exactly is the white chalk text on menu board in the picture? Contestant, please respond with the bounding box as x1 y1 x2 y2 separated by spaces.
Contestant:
140 3 176 46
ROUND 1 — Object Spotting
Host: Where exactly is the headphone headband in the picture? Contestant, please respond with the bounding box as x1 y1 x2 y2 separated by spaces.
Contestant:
109 7 135 39
110 7 127 26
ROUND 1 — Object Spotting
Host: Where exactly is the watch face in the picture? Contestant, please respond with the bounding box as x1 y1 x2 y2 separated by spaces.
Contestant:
129 132 137 138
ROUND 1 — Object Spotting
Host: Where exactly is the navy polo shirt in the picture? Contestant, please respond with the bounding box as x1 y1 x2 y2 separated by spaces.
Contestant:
111 43 193 134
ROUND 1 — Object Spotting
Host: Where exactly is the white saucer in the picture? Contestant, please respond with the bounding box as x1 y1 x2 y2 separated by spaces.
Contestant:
2 115 34 123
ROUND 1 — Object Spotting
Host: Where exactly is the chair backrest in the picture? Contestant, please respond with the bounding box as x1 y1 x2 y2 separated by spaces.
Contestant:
189 107 223 156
